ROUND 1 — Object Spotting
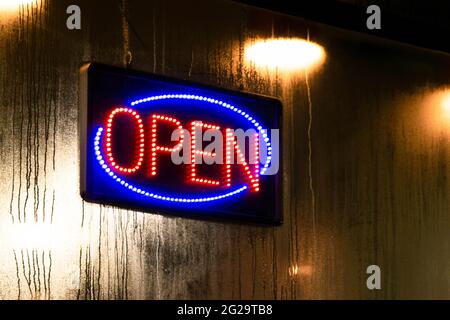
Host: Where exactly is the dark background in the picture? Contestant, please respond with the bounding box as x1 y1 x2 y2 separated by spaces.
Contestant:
235 0 450 54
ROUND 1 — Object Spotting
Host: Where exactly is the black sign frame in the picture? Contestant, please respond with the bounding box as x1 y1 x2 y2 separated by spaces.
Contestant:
80 63 282 225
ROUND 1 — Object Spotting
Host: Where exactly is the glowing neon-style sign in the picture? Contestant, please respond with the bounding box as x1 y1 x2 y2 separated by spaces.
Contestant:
95 95 264 200
80 63 282 223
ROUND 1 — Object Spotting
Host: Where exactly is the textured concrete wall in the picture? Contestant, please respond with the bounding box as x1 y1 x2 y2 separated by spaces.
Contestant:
0 0 449 299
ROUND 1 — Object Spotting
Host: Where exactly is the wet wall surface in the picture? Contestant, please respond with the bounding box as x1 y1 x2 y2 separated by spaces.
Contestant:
0 0 449 299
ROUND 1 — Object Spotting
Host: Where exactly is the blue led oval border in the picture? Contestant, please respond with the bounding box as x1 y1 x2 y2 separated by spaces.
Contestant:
93 93 273 204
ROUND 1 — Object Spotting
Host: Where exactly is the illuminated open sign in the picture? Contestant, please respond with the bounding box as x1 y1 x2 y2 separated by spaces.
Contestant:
80 63 282 224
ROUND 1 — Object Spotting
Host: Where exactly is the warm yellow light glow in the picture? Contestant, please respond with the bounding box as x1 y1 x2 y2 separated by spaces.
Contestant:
419 88 450 135
245 38 325 72
288 264 313 277
443 94 450 120
3 222 67 250
0 0 36 11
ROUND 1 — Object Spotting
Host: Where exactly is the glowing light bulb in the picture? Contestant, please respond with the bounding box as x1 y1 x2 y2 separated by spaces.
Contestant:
245 38 325 72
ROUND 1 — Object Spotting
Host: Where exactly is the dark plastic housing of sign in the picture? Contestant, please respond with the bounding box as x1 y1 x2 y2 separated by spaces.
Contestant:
80 63 282 224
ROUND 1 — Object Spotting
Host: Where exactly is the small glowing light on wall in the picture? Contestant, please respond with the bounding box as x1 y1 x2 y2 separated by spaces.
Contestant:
418 88 450 135
442 93 450 120
245 38 326 72
0 0 39 21
288 264 313 277
0 0 36 10
5 222 65 250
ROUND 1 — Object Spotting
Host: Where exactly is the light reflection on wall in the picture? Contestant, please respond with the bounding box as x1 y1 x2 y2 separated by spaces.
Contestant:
442 93 450 121
0 0 36 10
0 0 41 22
288 264 313 277
421 88 450 134
3 222 65 250
244 38 326 76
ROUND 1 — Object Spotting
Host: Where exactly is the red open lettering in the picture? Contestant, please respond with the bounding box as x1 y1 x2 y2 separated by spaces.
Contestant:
104 108 260 192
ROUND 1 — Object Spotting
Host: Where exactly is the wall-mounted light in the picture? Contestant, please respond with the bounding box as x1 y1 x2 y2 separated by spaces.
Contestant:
245 38 326 73
419 88 450 135
442 93 450 120
0 0 36 10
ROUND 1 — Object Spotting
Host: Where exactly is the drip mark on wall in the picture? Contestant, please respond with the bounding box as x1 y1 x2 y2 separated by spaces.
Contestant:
305 66 317 253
